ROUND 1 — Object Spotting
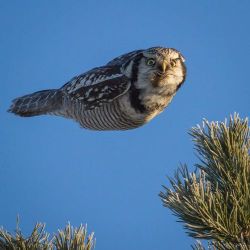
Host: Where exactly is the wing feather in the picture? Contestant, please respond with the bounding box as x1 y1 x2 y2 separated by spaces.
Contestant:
62 66 130 110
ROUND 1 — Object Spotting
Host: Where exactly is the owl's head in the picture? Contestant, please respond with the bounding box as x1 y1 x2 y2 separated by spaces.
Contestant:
137 47 186 88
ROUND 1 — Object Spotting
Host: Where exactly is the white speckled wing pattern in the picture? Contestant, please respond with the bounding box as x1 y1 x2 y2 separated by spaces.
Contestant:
61 66 130 110
63 66 124 91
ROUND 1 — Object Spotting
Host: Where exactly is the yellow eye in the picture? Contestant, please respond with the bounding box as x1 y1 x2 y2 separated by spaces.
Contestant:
170 60 177 67
146 58 155 66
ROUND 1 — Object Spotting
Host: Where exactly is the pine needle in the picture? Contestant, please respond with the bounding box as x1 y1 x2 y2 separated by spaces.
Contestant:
160 114 250 249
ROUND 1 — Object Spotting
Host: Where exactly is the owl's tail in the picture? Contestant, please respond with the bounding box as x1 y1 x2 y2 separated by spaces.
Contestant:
8 89 63 117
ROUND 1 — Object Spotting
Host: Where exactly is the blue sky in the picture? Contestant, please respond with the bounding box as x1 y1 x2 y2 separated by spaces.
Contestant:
0 1 249 249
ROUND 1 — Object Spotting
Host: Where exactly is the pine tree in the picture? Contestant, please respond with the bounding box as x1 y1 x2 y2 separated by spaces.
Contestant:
0 221 95 250
160 114 250 249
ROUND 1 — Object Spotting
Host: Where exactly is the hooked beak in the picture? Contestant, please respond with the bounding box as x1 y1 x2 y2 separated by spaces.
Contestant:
156 60 168 76
161 61 167 73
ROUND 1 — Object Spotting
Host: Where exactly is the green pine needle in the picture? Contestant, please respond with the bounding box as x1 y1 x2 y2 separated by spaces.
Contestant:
0 222 95 250
160 114 250 248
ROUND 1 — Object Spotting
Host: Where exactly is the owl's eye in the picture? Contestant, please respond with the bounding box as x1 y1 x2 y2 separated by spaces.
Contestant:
170 59 177 67
146 58 155 66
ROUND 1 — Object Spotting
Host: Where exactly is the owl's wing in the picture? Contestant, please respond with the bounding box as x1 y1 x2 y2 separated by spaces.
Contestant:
62 66 130 110
106 49 143 66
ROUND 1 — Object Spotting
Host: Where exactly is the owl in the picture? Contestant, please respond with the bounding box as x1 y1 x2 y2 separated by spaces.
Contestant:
8 47 186 131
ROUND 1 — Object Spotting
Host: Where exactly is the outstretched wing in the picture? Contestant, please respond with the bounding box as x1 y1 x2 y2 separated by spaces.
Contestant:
62 66 130 110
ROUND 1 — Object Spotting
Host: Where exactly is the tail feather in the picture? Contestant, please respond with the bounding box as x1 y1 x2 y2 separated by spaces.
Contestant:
8 89 63 117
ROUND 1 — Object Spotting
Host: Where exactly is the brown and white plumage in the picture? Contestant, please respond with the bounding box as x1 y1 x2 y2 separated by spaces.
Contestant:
8 47 186 131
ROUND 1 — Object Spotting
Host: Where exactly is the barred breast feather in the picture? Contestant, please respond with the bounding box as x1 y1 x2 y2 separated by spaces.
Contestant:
64 99 144 130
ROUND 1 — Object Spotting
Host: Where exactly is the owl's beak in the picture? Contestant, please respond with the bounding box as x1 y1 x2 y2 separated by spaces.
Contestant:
158 60 168 73
161 61 167 73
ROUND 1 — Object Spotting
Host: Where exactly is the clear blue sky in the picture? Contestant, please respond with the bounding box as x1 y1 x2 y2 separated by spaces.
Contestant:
0 1 249 249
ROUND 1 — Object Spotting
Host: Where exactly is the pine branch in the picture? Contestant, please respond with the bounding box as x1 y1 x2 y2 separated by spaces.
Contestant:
0 221 95 250
192 240 250 250
54 223 95 250
160 114 250 249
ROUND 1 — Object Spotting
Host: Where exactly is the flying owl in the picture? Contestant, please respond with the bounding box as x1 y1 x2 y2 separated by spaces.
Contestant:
8 47 186 130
